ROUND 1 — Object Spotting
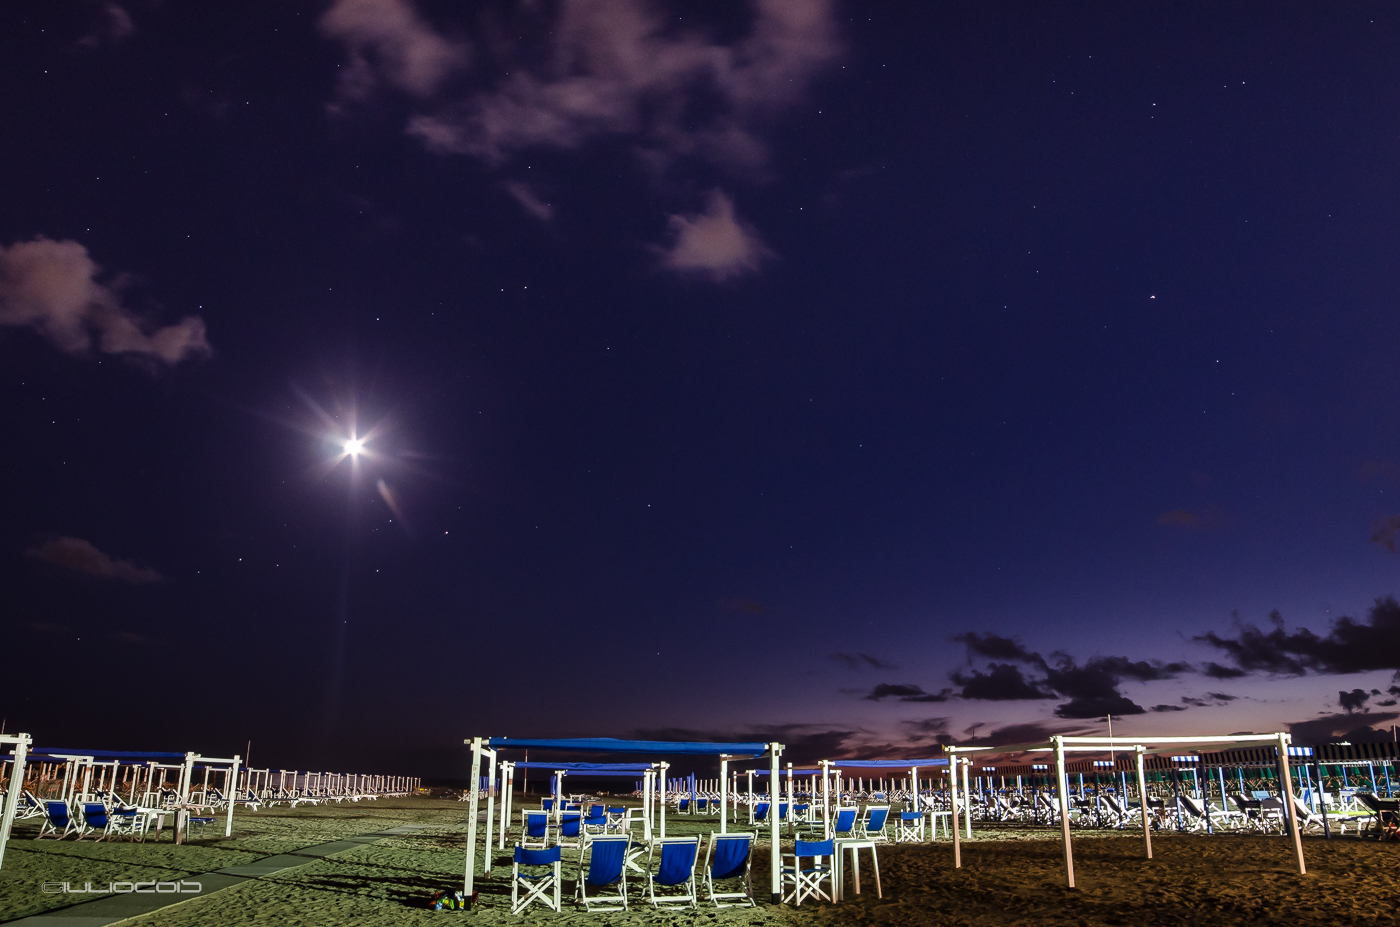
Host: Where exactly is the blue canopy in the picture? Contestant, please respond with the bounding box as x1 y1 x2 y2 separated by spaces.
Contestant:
515 761 652 775
489 738 770 758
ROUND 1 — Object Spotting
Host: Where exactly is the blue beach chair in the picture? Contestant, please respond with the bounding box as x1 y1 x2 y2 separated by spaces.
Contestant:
576 834 630 911
752 801 770 824
520 810 551 849
703 832 755 908
82 803 113 840
832 807 859 838
38 801 82 839
861 805 891 842
647 836 700 907
511 845 562 914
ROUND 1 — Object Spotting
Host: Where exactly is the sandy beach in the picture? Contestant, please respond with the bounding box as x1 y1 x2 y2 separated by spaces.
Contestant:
4 799 1399 926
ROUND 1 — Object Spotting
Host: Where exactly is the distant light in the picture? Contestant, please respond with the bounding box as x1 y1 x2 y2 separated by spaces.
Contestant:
344 437 365 456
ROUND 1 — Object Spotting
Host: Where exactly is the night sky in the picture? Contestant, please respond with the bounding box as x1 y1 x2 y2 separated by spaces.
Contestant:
5 1 1400 779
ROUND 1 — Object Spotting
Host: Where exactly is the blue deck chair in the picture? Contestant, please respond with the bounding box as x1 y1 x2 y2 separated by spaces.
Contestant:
109 807 146 841
520 810 551 849
606 806 627 832
583 804 608 834
678 798 691 814
861 805 891 842
17 790 46 820
576 834 630 911
896 810 924 843
696 798 709 814
752 802 770 824
832 807 859 838
703 832 755 908
557 811 583 849
781 838 835 905
647 836 700 908
81 803 113 840
778 802 790 823
541 798 555 811
38 801 83 839
511 845 562 914
793 802 811 826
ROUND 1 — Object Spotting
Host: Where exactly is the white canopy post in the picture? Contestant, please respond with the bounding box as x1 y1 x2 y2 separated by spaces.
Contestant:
961 757 973 838
785 762 794 837
719 756 730 834
174 752 195 845
911 766 920 812
482 749 497 877
463 737 484 902
1276 733 1306 875
768 742 782 904
225 756 240 837
643 767 654 842
659 762 669 838
1053 736 1075 889
0 734 32 872
498 761 514 850
950 756 962 869
820 760 833 838
1136 746 1152 859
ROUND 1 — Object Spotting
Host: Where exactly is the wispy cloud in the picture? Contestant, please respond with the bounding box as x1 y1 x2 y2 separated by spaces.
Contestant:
658 190 772 280
28 537 163 585
828 651 897 671
320 0 469 101
503 181 555 222
0 237 210 364
77 3 135 50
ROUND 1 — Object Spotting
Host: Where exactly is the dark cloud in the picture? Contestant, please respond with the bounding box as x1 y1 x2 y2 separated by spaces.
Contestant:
1205 692 1238 701
863 683 953 703
952 632 1037 662
951 663 1055 701
1371 515 1400 553
1286 712 1400 745
1150 704 1189 712
1196 597 1400 676
829 652 896 671
1180 692 1238 708
1339 688 1371 713
1054 694 1146 719
957 721 1087 748
1202 662 1248 679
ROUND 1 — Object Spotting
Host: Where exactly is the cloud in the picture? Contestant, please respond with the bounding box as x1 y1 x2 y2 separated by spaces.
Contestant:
1178 692 1237 708
504 182 555 222
319 0 469 101
949 631 1191 718
951 663 1056 701
956 721 1086 748
77 3 135 49
1371 515 1400 553
1339 688 1372 713
379 0 840 172
0 237 210 364
1150 704 1188 712
953 631 1037 662
1287 711 1400 745
1196 597 1400 676
863 683 953 703
658 191 772 280
1202 661 1248 679
829 652 896 671
28 537 163 584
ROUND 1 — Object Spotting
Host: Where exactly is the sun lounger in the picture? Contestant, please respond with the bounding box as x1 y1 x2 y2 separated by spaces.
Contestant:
576 835 630 911
704 832 755 908
647 836 700 908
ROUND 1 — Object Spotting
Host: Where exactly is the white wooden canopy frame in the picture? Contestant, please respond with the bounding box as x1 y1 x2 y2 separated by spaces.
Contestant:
0 734 33 872
945 732 1306 888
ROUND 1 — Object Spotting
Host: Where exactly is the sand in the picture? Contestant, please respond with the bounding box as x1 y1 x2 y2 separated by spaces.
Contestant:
4 799 1399 926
